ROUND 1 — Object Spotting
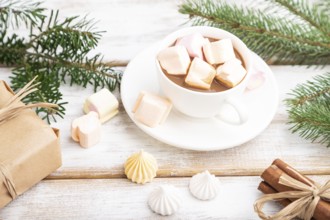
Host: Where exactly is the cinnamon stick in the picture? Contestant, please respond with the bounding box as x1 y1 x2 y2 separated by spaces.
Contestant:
273 159 314 185
261 164 295 192
258 181 291 207
261 159 330 220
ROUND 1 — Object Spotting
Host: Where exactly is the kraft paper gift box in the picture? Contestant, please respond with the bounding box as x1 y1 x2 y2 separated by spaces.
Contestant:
0 80 62 208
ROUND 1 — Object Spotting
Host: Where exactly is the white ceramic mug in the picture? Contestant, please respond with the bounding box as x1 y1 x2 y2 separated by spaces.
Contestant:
155 26 252 124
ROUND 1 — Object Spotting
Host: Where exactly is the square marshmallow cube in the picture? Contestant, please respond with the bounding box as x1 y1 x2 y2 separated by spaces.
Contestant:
216 58 247 88
203 38 236 65
133 92 172 128
71 112 101 148
157 46 191 75
175 33 206 59
185 57 216 90
83 88 119 123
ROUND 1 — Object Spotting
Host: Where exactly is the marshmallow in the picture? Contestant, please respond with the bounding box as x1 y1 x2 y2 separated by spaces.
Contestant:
247 72 265 90
216 58 247 88
185 57 216 90
203 38 236 65
83 88 119 123
157 46 191 75
71 112 101 148
133 92 172 128
175 33 206 59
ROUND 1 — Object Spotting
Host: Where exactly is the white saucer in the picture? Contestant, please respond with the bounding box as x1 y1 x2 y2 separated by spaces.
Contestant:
121 44 278 151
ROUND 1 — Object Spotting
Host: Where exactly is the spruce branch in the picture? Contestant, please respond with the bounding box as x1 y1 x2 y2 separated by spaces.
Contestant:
285 73 330 147
0 1 122 122
180 0 330 146
179 0 330 65
317 1 330 16
0 30 26 66
0 0 45 28
269 0 330 36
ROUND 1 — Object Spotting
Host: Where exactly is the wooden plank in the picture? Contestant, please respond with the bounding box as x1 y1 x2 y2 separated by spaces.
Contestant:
1 176 329 219
1 65 330 179
39 0 189 62
2 0 330 178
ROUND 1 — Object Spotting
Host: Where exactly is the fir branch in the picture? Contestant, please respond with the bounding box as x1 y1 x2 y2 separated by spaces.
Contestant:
317 1 330 16
179 0 330 65
10 65 67 123
0 0 45 28
269 0 330 36
180 0 330 146
285 73 330 147
0 2 122 122
0 30 26 66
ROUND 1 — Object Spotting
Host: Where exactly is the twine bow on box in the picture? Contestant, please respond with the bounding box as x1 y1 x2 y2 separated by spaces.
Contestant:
0 77 58 200
254 168 330 220
0 77 58 126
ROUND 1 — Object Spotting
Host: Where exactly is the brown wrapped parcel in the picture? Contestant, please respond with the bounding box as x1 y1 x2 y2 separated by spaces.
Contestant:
0 80 62 208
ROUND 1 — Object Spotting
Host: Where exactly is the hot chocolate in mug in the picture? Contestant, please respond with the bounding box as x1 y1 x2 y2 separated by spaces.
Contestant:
155 26 252 124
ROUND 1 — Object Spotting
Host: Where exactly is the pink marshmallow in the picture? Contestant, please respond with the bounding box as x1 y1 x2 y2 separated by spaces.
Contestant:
71 112 101 148
175 33 206 59
247 72 266 90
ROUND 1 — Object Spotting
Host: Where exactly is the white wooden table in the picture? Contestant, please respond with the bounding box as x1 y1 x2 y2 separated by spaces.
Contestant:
1 1 330 219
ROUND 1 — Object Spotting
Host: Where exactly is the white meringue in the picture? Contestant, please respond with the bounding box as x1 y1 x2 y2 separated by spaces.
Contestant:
124 150 158 184
148 185 181 216
189 170 220 200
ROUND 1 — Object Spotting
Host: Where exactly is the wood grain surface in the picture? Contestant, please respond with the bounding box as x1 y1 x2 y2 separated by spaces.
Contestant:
1 175 328 220
2 66 330 179
0 0 329 218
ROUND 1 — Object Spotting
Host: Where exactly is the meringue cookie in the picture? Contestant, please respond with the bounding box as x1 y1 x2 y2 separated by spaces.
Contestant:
216 58 247 88
71 111 101 148
148 185 181 216
185 57 216 90
83 88 119 123
189 170 220 200
175 33 206 59
124 150 158 184
132 91 172 128
203 38 236 64
157 45 191 75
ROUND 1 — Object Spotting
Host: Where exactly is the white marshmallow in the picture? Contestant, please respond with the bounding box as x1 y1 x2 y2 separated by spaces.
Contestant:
203 38 236 65
175 33 206 59
133 92 172 128
71 112 101 148
185 57 216 90
83 88 119 123
157 46 191 75
216 58 247 88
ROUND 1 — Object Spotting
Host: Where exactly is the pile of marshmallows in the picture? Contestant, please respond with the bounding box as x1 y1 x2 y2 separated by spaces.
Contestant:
131 33 248 129
71 89 119 148
157 33 247 90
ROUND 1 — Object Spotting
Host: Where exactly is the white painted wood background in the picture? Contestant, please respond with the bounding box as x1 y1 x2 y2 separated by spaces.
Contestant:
0 0 330 219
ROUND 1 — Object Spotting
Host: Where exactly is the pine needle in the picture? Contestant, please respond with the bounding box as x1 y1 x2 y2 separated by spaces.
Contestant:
0 1 122 122
179 0 330 66
285 73 330 147
180 0 330 147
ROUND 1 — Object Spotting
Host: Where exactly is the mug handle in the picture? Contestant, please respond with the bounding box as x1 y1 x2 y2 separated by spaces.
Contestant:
214 97 249 125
